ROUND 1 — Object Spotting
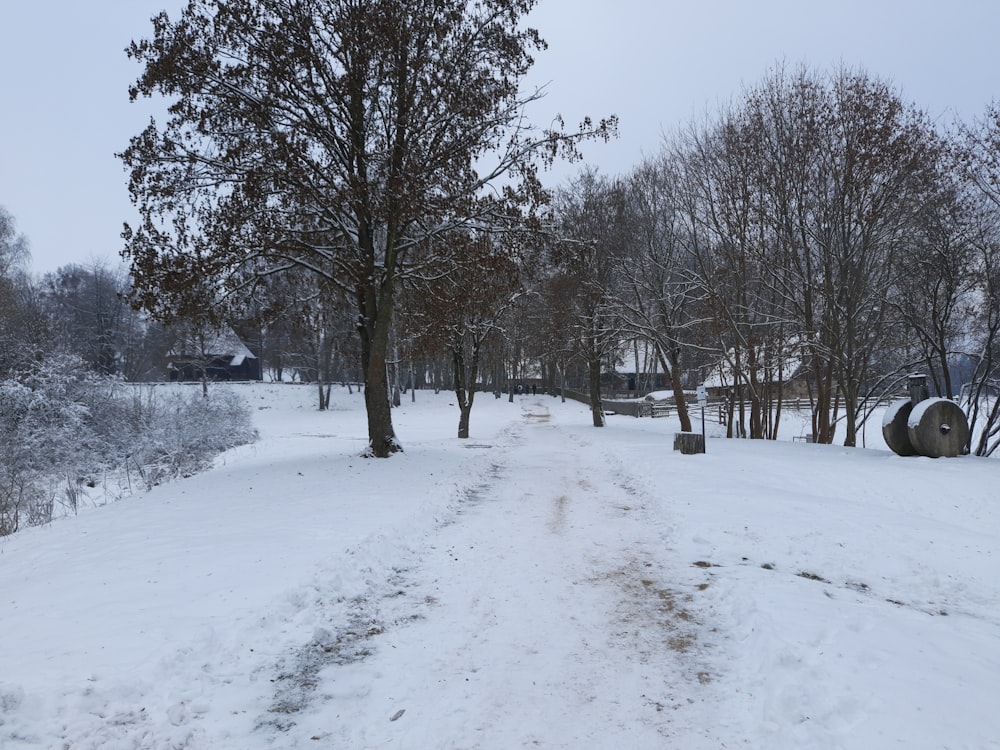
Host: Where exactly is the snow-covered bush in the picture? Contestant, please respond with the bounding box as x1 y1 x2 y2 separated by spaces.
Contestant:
0 357 256 536
0 356 98 534
112 386 256 489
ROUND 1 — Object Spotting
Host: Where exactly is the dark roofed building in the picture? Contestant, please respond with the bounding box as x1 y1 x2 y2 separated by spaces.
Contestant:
167 326 262 382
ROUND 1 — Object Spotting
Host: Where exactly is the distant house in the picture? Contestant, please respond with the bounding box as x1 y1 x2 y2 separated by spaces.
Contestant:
167 327 262 382
701 346 808 399
603 340 671 395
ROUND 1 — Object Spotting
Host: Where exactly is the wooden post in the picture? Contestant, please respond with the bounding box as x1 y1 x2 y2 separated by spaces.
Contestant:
673 432 705 455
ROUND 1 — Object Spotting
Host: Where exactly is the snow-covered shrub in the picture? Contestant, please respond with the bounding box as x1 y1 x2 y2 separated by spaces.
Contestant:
0 357 256 536
114 386 257 489
0 356 99 534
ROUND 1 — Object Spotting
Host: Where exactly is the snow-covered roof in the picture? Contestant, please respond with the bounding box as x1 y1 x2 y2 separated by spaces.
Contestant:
168 326 257 360
702 348 802 389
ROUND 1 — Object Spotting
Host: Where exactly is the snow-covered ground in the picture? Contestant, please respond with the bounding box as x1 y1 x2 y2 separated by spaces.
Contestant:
1 384 997 749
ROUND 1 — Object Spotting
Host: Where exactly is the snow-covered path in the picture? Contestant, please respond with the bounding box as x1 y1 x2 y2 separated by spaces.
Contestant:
298 400 714 748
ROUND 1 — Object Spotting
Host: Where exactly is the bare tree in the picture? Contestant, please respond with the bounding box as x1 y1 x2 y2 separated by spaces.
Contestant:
957 103 1000 455
406 233 522 438
257 269 354 409
43 262 133 376
0 207 37 377
965 228 1000 456
679 106 787 438
550 170 628 427
889 177 980 399
616 155 709 432
674 66 947 445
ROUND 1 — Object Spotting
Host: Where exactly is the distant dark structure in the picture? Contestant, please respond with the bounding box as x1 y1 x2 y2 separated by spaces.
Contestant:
167 327 262 382
882 374 969 458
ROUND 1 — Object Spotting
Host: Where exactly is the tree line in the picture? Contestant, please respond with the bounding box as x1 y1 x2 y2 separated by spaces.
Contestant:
115 0 1000 459
6 1 1000 459
534 65 1000 455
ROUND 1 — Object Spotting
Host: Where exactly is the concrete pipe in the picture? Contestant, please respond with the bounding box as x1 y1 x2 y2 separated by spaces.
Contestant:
907 398 970 458
882 398 917 456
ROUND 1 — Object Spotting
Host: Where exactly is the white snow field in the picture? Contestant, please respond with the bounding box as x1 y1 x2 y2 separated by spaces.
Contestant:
0 383 997 749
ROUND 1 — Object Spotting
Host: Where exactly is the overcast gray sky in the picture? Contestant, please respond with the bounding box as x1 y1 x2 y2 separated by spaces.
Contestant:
2 1 999 274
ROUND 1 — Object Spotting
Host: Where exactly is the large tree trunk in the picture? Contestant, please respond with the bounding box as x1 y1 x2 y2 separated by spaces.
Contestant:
660 346 692 433
452 340 479 439
359 279 402 457
457 403 472 438
362 340 398 456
